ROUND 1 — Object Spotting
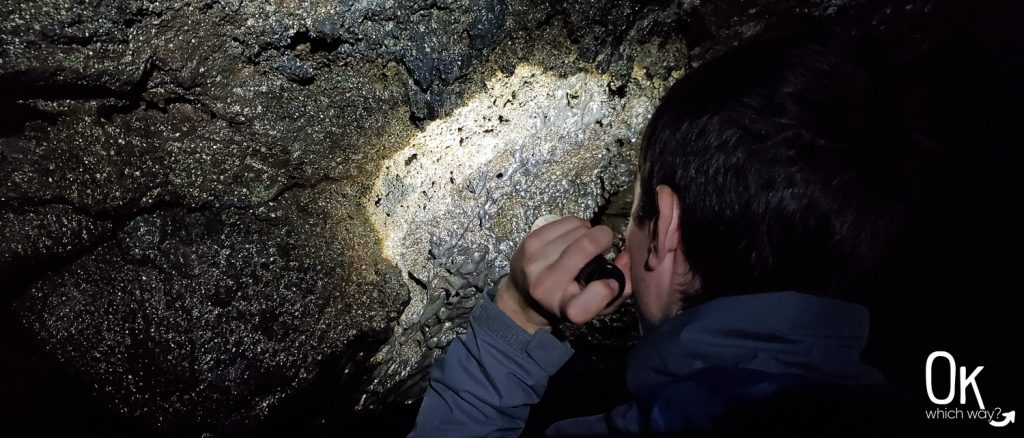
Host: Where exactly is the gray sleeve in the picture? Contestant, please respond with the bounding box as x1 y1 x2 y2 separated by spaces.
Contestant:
408 286 575 438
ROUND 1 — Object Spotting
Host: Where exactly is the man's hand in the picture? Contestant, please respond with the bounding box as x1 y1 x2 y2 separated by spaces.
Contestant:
495 216 632 334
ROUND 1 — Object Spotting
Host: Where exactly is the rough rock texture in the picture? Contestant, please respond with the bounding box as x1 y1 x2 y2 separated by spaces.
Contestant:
362 58 689 405
0 0 886 434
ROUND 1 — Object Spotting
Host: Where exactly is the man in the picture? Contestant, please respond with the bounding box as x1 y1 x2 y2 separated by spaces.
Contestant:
408 31 916 437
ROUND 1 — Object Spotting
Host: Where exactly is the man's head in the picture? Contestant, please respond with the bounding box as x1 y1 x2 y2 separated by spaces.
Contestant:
625 33 918 328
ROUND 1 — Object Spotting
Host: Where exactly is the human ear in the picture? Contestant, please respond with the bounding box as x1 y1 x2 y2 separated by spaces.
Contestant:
646 185 681 270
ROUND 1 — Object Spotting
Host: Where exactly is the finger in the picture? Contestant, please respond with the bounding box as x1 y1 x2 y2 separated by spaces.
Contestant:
514 217 586 284
525 215 590 246
529 280 581 321
563 278 620 324
530 226 590 267
538 225 615 295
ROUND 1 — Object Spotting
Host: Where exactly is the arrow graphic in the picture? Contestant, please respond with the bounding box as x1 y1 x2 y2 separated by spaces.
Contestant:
989 410 1015 427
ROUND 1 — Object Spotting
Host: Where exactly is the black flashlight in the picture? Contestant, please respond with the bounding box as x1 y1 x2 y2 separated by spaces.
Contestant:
576 254 626 309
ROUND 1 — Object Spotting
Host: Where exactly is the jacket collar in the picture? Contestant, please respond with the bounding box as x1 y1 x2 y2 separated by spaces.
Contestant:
626 291 884 397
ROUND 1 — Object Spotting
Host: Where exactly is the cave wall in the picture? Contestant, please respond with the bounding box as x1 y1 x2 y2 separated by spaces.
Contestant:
0 0 914 435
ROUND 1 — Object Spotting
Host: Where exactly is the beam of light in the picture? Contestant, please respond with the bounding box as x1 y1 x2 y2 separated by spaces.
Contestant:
360 62 676 404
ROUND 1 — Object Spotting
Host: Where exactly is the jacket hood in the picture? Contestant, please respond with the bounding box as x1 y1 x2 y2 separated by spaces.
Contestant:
626 291 884 398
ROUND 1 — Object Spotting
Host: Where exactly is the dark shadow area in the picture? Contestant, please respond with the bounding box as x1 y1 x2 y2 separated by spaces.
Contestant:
526 345 633 434
254 330 420 438
0 65 157 136
860 0 1022 434
0 305 153 436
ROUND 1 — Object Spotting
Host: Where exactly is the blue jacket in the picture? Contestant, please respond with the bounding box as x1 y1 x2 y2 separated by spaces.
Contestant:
408 287 883 437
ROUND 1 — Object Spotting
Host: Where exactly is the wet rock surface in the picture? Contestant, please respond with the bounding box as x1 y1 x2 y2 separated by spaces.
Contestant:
0 0 935 435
